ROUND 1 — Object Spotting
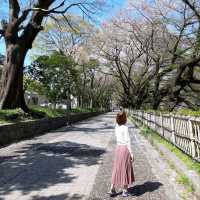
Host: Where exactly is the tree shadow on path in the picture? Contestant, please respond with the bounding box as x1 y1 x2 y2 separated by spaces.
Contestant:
0 141 106 199
128 181 163 196
31 193 84 200
109 181 163 198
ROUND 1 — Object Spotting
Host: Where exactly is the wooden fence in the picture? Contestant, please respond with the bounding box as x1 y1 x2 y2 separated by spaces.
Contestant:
129 110 200 162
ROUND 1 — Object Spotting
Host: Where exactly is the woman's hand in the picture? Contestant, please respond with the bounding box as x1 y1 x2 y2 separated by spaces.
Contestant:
130 153 134 162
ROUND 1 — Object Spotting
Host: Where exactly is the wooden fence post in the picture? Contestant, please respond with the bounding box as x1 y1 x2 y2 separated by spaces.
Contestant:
170 114 175 145
188 118 196 159
154 113 156 131
142 111 144 125
161 112 164 137
138 110 140 121
149 112 152 128
146 112 148 126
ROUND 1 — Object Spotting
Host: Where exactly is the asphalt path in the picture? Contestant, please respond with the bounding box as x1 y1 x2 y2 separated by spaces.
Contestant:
0 113 114 200
0 112 181 200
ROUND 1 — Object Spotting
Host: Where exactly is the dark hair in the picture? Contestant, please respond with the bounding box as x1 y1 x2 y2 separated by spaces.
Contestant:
116 111 127 125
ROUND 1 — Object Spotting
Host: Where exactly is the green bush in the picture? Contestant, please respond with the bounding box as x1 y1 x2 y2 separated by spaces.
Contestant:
0 108 31 124
141 108 200 117
0 106 101 125
175 109 200 117
71 107 101 113
30 106 67 118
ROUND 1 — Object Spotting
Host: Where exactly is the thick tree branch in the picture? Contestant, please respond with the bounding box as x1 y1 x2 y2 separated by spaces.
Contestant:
0 29 5 36
9 0 20 21
191 78 200 84
15 10 31 27
175 55 200 84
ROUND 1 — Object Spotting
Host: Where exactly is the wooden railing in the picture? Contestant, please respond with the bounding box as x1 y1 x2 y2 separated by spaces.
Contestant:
129 110 200 162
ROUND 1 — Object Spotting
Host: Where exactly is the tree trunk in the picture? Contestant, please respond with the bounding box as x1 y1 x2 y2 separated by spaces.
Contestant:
152 98 161 110
67 94 71 111
78 95 81 108
0 44 28 111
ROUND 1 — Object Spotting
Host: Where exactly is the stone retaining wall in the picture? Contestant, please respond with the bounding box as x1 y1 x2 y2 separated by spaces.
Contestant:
0 112 102 146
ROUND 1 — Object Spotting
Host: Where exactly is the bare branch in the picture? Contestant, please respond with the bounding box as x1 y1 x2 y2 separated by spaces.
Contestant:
182 0 200 19
30 3 87 15
61 14 78 34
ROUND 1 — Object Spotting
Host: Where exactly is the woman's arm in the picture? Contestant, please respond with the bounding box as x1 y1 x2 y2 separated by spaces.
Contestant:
125 126 134 160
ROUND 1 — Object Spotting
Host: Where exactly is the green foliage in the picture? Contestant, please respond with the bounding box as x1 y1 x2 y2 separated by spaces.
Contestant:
24 75 45 95
31 106 67 118
175 109 200 117
142 109 200 117
0 106 101 124
71 107 102 113
0 109 30 124
26 52 78 104
0 107 66 124
86 58 100 70
26 52 112 111
176 174 195 193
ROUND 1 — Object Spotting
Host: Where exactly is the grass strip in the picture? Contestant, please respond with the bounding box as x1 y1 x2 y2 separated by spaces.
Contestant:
176 173 195 193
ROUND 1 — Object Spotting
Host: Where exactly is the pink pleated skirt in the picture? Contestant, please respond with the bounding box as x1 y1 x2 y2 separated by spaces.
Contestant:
111 145 135 187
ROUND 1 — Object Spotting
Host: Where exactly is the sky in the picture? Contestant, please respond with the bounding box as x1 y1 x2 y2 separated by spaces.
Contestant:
0 0 126 65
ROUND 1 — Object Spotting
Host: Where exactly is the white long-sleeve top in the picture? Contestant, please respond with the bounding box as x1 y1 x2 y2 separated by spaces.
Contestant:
115 124 132 154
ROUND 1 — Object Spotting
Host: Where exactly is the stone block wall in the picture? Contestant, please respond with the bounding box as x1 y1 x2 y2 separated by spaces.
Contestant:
0 112 102 146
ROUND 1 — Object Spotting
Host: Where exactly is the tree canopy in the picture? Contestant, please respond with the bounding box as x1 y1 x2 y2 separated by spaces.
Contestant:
26 52 78 104
0 0 107 111
90 0 200 111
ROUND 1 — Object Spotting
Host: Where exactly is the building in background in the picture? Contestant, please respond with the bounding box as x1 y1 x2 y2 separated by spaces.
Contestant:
24 91 49 107
25 91 78 109
71 95 78 109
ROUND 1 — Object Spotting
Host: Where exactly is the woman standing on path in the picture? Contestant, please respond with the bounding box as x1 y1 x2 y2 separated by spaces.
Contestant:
108 111 135 197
